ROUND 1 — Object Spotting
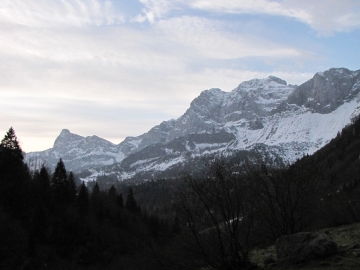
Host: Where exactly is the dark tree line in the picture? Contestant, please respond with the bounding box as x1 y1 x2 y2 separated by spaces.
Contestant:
0 127 174 270
4 114 360 270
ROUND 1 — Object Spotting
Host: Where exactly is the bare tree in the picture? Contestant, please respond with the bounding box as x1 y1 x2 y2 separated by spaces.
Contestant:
174 160 255 269
247 162 321 241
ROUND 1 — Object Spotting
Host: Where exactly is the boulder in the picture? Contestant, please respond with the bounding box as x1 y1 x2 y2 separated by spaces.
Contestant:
275 232 337 265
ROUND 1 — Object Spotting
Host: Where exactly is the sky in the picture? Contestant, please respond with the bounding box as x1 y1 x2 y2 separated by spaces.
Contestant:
1 0 360 152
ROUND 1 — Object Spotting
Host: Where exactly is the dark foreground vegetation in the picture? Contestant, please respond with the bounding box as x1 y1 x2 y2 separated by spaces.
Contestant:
2 115 360 269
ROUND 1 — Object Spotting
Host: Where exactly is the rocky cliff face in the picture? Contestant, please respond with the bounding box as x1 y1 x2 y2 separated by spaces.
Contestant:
288 68 360 113
26 68 360 181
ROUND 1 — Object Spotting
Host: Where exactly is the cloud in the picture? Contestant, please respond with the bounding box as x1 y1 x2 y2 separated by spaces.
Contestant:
0 0 344 152
136 0 360 35
137 0 178 23
0 0 125 27
155 16 302 60
283 0 360 35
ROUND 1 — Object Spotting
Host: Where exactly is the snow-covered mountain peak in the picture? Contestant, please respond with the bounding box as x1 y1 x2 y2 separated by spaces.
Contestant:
53 129 83 149
59 129 71 136
268 76 287 85
236 76 287 91
26 68 360 180
190 88 225 106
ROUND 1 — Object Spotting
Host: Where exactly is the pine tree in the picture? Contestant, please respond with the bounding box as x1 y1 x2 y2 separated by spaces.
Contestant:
92 182 100 195
0 127 25 175
125 187 139 214
116 193 124 208
0 127 30 217
90 182 102 220
108 185 116 199
32 165 52 208
77 181 89 216
67 172 77 203
39 166 51 190
52 159 68 205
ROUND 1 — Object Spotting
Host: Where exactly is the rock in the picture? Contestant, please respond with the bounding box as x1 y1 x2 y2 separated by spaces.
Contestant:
263 253 276 265
348 243 360 250
275 232 338 265
264 257 276 265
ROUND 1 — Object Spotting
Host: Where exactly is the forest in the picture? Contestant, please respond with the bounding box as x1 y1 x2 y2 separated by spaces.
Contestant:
2 117 360 269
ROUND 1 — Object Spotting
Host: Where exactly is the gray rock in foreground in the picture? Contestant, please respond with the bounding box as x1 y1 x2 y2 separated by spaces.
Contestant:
275 232 338 265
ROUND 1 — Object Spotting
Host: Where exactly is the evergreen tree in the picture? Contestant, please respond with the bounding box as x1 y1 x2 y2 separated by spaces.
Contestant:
67 171 77 203
0 127 24 174
116 193 124 208
108 185 116 199
33 165 51 199
125 187 139 214
30 165 52 242
92 182 100 195
77 181 89 216
52 159 68 205
0 127 30 217
90 182 103 221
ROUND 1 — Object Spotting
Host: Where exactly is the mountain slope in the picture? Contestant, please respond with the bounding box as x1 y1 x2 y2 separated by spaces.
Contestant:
26 68 360 181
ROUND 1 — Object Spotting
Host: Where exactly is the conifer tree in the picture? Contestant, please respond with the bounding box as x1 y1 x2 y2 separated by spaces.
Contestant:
39 165 51 191
92 182 100 195
0 127 27 180
77 181 89 216
52 159 68 204
32 165 52 208
125 187 139 214
67 171 77 203
0 127 29 216
108 185 116 199
116 193 124 208
90 182 102 219
0 127 24 173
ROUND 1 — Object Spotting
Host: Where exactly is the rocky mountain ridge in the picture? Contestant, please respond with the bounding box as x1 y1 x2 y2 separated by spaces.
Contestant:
26 68 360 182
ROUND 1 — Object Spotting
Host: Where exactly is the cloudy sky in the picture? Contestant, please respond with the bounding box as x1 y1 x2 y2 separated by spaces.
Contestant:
1 0 360 152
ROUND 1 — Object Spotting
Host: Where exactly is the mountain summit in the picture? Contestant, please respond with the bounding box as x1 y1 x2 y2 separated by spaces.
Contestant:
26 68 360 181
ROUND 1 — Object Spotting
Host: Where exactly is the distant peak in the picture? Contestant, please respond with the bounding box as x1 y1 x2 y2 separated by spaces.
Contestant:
237 76 287 90
315 68 353 79
53 129 83 148
60 129 71 135
268 76 287 85
197 88 223 96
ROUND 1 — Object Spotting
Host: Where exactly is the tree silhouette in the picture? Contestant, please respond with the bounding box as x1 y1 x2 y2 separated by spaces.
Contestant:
0 127 29 218
0 127 24 172
77 181 89 216
108 185 116 199
52 159 69 205
67 171 77 203
125 187 139 214
116 193 124 208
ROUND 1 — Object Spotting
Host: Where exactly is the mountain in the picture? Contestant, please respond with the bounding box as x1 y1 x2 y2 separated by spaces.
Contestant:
26 129 124 172
25 68 360 182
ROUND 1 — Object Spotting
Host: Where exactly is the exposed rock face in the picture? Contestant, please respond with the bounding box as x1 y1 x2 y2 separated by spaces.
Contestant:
288 68 360 113
25 68 360 179
275 232 338 265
